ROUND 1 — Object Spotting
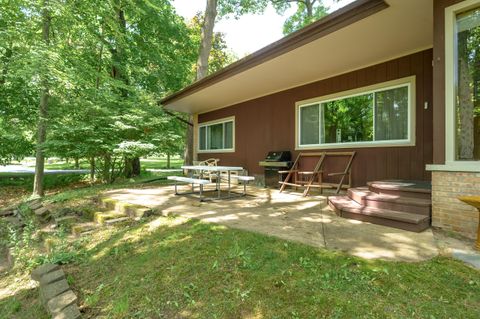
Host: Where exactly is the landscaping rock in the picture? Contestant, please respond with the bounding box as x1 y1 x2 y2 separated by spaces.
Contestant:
71 222 99 236
55 216 79 225
40 279 70 303
94 211 127 224
104 216 130 225
29 201 43 210
0 246 14 273
0 209 14 217
39 269 65 286
35 206 50 217
32 263 60 281
26 198 40 206
52 303 82 319
47 290 78 315
3 216 25 228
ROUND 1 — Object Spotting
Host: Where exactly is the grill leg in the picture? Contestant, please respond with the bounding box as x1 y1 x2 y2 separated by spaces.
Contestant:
199 184 204 202
243 181 247 196
174 182 178 195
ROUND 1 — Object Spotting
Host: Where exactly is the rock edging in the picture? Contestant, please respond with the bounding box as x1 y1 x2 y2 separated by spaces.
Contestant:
31 263 81 319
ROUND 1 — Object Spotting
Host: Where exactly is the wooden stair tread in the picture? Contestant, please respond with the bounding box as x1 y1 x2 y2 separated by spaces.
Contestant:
328 196 429 224
367 180 431 194
348 187 431 206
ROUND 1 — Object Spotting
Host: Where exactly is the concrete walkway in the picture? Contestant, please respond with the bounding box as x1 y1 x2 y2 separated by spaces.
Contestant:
104 185 443 262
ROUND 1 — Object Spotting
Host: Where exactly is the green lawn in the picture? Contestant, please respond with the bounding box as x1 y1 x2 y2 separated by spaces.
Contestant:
2 213 479 318
33 157 183 170
139 157 183 170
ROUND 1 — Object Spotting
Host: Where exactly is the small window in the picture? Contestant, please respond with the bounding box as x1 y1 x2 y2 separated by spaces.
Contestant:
198 117 235 152
297 78 414 149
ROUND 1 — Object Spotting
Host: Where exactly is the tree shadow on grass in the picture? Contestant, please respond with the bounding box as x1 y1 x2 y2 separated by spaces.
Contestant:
2 215 480 319
61 217 480 319
0 284 48 319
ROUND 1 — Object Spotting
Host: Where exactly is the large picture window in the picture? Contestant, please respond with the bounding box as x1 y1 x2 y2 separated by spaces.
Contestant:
454 6 480 161
297 78 414 149
198 117 234 152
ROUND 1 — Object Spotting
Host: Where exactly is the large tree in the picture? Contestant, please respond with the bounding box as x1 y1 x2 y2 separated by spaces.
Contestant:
1 0 197 190
183 0 268 165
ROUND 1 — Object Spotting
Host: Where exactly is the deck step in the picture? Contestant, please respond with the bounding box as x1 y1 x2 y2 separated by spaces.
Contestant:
328 196 430 232
367 180 431 200
348 187 431 216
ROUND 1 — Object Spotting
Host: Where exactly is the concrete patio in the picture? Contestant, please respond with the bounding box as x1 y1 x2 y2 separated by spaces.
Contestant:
101 184 449 262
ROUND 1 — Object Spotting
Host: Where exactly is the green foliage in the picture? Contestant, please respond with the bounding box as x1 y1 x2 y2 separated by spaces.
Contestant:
282 2 328 34
188 13 238 77
272 0 329 35
217 0 269 18
0 0 198 183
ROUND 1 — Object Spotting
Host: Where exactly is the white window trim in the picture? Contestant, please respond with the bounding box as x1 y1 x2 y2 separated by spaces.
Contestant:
444 0 480 170
295 76 416 150
197 116 235 153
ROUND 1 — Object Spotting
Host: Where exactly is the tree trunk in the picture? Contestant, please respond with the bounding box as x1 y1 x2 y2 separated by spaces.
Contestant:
33 1 51 197
89 157 95 183
103 154 111 183
167 153 171 169
196 0 217 80
184 0 218 165
74 157 79 169
306 0 314 17
132 157 140 176
124 157 133 178
458 31 474 160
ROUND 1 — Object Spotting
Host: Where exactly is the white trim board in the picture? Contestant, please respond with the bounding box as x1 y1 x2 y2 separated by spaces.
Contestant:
444 0 480 165
197 116 236 154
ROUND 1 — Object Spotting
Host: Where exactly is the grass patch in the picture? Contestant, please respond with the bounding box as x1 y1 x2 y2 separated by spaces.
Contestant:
65 219 480 318
139 157 183 170
1 173 478 318
3 215 476 319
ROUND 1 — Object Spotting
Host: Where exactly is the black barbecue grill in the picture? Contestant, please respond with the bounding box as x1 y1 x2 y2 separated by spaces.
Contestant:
259 151 292 188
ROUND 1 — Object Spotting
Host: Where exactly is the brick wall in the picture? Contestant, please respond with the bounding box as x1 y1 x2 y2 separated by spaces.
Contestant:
431 171 480 239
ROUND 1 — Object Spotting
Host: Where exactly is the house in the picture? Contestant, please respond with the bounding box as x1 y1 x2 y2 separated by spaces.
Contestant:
162 0 480 239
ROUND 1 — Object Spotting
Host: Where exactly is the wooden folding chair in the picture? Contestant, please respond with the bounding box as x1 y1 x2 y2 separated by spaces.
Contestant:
278 151 356 196
278 152 325 196
322 151 356 194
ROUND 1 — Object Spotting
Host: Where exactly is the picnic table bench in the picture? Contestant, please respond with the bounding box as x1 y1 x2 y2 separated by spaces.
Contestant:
167 176 210 201
168 166 255 201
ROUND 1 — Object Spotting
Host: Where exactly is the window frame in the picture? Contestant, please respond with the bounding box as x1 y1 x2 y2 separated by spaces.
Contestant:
197 116 235 153
444 0 480 169
295 76 416 150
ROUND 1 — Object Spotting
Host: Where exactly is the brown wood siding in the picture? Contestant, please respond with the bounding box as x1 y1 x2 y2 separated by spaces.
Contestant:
198 50 434 187
432 0 464 164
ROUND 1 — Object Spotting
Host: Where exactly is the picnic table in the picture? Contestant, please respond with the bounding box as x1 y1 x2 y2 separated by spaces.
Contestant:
180 165 248 200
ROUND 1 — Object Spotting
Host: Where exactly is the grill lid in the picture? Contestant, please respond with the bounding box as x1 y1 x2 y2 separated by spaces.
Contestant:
265 151 291 162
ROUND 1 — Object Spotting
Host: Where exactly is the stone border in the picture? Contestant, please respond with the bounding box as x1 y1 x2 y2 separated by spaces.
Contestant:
31 264 81 318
